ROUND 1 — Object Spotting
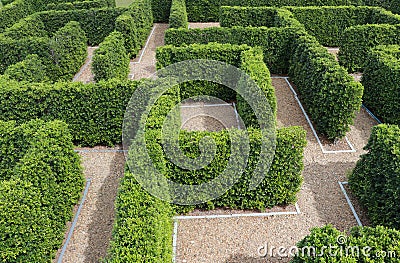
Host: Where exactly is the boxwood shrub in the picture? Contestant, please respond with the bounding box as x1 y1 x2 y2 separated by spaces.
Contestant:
164 26 301 73
4 54 49 82
289 34 364 140
349 124 400 229
339 24 400 72
0 78 142 146
220 6 279 28
105 171 173 262
292 225 400 262
168 0 188 28
115 0 153 58
92 31 130 82
0 119 84 262
362 45 400 125
1 15 48 39
46 0 110 10
156 42 277 124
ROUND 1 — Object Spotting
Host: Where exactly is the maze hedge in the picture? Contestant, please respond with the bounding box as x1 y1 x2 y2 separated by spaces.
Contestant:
0 78 141 146
115 0 153 58
92 31 130 81
339 24 400 72
220 6 280 28
349 124 400 229
105 171 173 262
292 225 400 262
0 119 84 262
4 54 49 82
362 45 400 125
46 0 110 10
289 34 363 140
168 0 188 28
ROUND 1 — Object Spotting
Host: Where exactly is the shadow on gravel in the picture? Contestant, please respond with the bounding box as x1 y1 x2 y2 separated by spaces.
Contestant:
225 254 289 262
83 153 125 262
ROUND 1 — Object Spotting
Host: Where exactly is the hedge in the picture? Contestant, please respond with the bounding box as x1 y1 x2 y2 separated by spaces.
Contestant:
0 119 84 262
156 42 277 123
105 171 173 262
0 77 141 146
46 0 110 10
362 45 400 125
292 225 400 262
339 24 400 72
1 13 48 39
164 26 301 73
220 6 279 28
0 21 87 81
115 0 153 58
92 31 130 82
168 0 188 28
289 34 364 140
4 54 49 82
349 124 400 229
151 0 171 22
33 7 127 45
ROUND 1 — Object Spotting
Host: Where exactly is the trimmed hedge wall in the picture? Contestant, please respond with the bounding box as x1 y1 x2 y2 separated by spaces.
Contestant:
0 119 84 262
349 124 400 229
339 24 400 72
292 225 400 262
33 7 127 45
0 21 87 81
4 54 49 82
92 31 130 81
289 34 363 140
1 14 48 39
164 26 300 74
0 78 141 146
156 42 277 123
115 0 153 58
105 171 173 262
46 0 110 10
362 45 400 125
168 0 188 28
220 6 278 28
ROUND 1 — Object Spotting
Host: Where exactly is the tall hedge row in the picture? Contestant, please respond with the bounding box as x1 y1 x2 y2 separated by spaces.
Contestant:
0 119 84 262
292 225 400 262
0 77 141 146
46 0 110 10
156 43 277 123
1 15 48 39
362 45 400 125
105 171 173 262
33 7 127 45
289 34 363 140
349 124 400 229
220 6 279 28
168 0 188 28
115 0 153 58
0 21 87 81
339 24 400 72
164 26 300 73
92 31 130 81
4 54 49 82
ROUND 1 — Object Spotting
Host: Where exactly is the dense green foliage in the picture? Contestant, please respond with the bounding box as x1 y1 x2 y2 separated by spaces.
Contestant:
349 124 400 229
289 34 363 140
362 45 400 125
0 78 141 146
46 0 110 10
219 6 278 28
105 171 173 262
339 24 400 72
1 15 48 39
292 225 400 262
0 119 84 262
33 7 127 45
92 31 130 81
0 21 87 81
115 0 153 57
156 43 277 122
168 0 187 28
164 26 300 73
4 54 49 82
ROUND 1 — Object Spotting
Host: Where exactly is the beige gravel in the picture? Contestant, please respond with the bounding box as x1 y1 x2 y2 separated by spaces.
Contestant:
55 147 125 263
130 23 169 80
188 22 220 29
73 47 98 83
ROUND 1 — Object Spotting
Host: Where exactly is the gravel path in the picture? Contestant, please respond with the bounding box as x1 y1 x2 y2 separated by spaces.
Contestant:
130 23 169 80
188 22 220 29
55 148 125 263
174 78 378 263
73 47 98 83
